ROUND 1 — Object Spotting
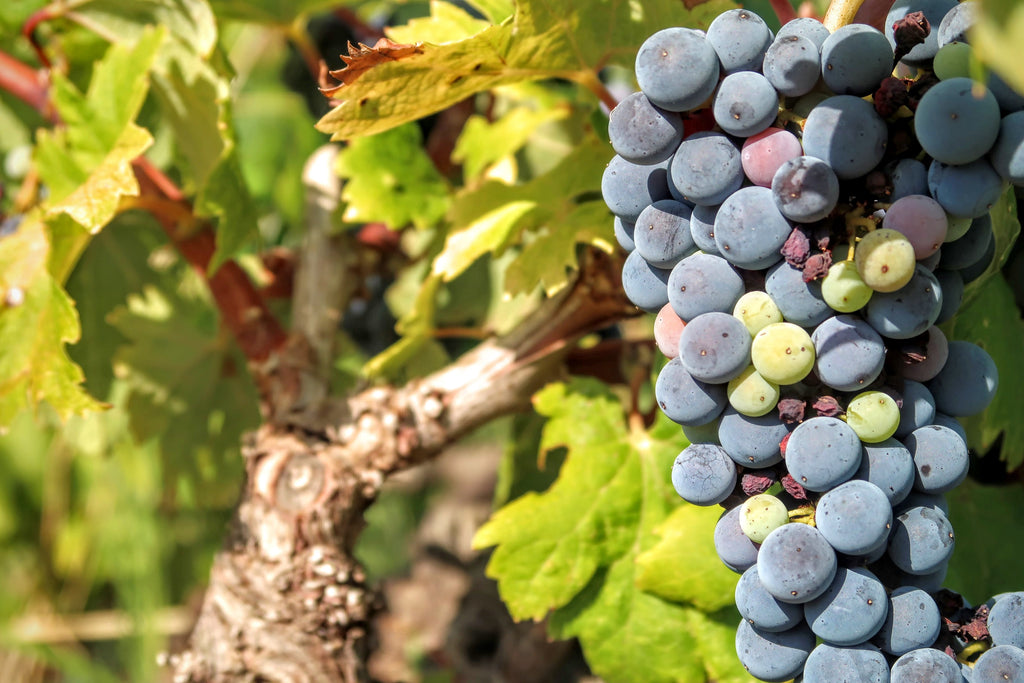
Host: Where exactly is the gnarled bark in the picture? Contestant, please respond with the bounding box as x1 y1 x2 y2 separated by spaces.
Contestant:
174 234 632 681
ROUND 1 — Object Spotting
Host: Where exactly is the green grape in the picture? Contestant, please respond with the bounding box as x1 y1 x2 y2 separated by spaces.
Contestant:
944 213 972 242
739 494 789 543
845 390 900 443
733 291 783 337
854 229 916 293
933 42 972 81
751 322 815 385
821 260 873 312
727 365 780 417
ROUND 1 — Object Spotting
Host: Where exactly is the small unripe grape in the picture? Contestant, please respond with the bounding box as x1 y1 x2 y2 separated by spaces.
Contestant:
727 365 780 417
733 291 784 336
855 229 916 292
740 494 790 543
822 260 873 312
846 390 900 443
751 322 816 385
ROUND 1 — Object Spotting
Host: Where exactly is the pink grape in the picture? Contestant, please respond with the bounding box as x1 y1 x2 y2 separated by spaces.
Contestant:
882 194 949 259
654 302 686 358
741 128 803 187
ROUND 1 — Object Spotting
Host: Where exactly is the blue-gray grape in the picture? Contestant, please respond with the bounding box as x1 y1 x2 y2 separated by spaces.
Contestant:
706 8 773 74
888 505 956 575
988 593 1024 648
714 186 792 270
635 28 720 111
803 566 888 646
801 643 889 683
863 264 942 340
928 340 998 416
890 647 963 683
904 423 969 494
655 357 727 426
814 480 893 557
819 24 894 96
873 586 941 656
669 132 744 207
893 380 937 439
973 645 1024 683
785 416 862 492
621 249 671 312
765 261 831 328
633 199 698 269
855 437 916 506
735 565 805 633
771 155 840 223
717 407 788 468
763 35 821 98
667 252 744 321
811 314 885 392
915 77 1001 165
608 91 685 164
602 154 671 221
757 523 838 604
735 619 815 682
712 71 779 138
715 505 759 573
678 311 752 384
801 95 887 179
671 443 737 506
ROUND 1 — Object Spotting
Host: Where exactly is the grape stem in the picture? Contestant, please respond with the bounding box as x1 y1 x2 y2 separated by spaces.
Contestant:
823 0 867 32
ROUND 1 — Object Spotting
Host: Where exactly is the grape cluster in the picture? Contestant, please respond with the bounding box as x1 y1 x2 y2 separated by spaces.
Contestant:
603 4 1023 682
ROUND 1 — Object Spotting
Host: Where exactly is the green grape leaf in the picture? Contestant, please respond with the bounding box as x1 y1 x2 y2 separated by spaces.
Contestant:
334 123 451 230
948 273 1024 470
438 134 610 285
473 380 679 621
207 0 338 23
946 478 1024 604
387 0 492 45
37 124 153 237
464 0 514 24
687 607 759 683
233 87 324 227
66 0 217 56
108 282 260 475
504 201 614 297
149 34 255 272
962 187 1020 294
547 561 706 683
635 504 740 614
34 28 162 275
316 0 735 139
452 106 570 181
65 213 166 400
364 273 442 378
0 215 104 426
973 0 1024 96
432 200 537 281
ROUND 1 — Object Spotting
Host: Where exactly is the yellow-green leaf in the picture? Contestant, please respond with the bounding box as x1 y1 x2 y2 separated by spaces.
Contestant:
432 200 537 281
316 0 735 140
0 216 105 427
973 0 1024 96
635 504 740 613
334 123 451 230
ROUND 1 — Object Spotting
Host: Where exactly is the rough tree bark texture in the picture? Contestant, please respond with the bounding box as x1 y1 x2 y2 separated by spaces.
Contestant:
172 147 633 682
